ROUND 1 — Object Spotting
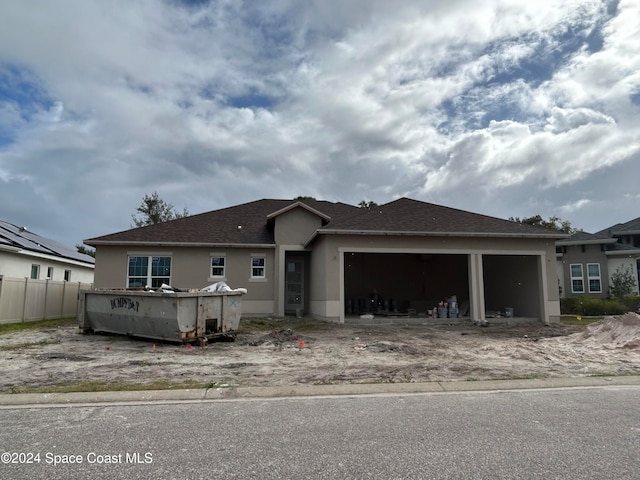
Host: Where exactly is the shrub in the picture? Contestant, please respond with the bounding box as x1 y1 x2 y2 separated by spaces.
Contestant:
560 297 631 316
610 265 638 298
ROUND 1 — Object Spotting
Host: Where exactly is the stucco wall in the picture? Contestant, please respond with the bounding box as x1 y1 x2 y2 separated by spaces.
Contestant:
93 246 275 316
559 244 609 298
274 208 322 245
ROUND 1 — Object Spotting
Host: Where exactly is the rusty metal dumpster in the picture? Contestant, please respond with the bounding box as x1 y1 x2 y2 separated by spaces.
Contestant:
78 289 244 343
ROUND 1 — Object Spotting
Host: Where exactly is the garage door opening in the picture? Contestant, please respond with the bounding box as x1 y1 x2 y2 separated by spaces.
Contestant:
482 255 541 319
344 252 469 317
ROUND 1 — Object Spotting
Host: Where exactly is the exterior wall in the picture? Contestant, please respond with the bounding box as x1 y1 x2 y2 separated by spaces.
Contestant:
93 245 276 316
274 208 323 245
559 244 609 298
310 234 559 323
0 250 94 284
556 256 565 298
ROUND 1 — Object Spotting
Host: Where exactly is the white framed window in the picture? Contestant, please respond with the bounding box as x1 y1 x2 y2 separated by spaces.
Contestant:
251 255 266 279
64 269 71 282
46 266 54 279
210 255 226 278
30 264 40 279
128 255 171 288
587 263 602 293
570 264 584 293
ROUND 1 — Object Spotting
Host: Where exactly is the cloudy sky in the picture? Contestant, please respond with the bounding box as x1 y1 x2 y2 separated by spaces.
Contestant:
1 0 639 249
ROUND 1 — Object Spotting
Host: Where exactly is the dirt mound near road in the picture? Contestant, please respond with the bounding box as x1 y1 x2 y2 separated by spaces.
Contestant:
570 313 640 349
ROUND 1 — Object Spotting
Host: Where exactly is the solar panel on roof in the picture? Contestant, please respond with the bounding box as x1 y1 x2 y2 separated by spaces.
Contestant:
0 220 94 264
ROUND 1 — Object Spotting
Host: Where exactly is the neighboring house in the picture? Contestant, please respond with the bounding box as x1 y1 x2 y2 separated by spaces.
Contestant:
556 218 640 298
0 221 95 283
85 198 565 324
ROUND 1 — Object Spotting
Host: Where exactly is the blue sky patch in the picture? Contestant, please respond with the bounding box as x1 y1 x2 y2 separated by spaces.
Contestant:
227 92 276 110
0 63 55 146
0 64 54 118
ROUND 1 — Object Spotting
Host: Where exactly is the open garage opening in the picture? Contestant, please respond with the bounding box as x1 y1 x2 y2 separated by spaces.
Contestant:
482 255 542 320
344 252 470 318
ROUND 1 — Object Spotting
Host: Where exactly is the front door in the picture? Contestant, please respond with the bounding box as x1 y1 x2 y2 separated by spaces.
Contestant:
285 256 305 315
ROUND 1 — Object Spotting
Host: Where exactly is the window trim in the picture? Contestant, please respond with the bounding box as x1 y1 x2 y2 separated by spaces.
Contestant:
570 263 584 294
30 264 40 280
64 269 72 282
127 255 172 289
587 263 602 293
250 255 266 281
210 254 226 279
46 266 54 280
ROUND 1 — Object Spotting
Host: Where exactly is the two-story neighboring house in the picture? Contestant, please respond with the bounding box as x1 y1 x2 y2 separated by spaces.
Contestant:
556 217 640 298
85 197 566 324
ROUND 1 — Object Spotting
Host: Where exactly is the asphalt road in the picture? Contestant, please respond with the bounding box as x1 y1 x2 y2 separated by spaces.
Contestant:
1 387 639 479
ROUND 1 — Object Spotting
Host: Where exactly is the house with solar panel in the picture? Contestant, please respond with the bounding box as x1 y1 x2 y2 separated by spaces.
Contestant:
0 221 95 283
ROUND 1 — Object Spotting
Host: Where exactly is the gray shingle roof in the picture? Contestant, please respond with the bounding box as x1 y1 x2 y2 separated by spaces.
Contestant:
556 230 617 246
85 197 567 246
596 216 640 236
320 198 566 237
0 221 95 264
85 199 360 246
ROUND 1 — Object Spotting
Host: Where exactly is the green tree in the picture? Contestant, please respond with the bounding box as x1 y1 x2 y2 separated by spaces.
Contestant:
509 214 577 234
76 244 95 258
358 200 378 209
131 191 189 227
294 196 316 201
609 265 638 298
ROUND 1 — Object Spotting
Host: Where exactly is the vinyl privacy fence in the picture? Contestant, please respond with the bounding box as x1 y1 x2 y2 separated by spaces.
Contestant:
0 275 93 324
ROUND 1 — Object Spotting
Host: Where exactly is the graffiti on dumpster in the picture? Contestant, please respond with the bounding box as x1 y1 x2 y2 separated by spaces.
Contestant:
110 297 140 312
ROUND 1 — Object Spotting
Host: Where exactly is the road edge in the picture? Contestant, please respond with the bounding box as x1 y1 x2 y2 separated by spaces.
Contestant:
1 375 639 407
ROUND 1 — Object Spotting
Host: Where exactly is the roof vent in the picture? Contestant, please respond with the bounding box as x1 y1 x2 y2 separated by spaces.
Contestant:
18 226 27 232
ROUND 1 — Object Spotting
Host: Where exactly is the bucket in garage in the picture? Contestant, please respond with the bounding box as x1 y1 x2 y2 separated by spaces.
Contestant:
505 307 513 318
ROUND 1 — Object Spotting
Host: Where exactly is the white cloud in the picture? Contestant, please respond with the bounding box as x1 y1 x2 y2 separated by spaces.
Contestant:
0 0 639 246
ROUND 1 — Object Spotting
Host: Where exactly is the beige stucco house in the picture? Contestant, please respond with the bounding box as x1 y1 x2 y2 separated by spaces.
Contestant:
85 198 566 324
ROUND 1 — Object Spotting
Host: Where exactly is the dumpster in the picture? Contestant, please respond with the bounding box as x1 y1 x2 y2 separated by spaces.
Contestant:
78 289 244 343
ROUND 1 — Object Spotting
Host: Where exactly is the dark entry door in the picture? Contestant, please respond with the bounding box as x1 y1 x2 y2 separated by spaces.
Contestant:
285 256 305 315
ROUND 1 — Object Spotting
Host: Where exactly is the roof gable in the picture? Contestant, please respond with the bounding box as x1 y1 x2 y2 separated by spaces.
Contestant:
266 201 332 223
85 199 361 246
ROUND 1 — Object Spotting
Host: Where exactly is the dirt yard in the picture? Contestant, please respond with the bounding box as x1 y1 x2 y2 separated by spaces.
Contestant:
1 314 640 393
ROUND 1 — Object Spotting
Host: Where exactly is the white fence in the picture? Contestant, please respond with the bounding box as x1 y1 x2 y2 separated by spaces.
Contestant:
0 275 93 324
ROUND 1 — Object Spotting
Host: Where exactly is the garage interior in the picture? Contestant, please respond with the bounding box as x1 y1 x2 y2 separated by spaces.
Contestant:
343 252 541 321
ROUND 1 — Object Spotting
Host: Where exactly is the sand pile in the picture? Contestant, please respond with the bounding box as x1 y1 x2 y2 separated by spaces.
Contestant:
569 313 640 349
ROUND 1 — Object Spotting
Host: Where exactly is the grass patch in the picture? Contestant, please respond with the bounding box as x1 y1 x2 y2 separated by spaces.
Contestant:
560 315 603 325
0 339 61 351
0 318 76 335
8 379 234 395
